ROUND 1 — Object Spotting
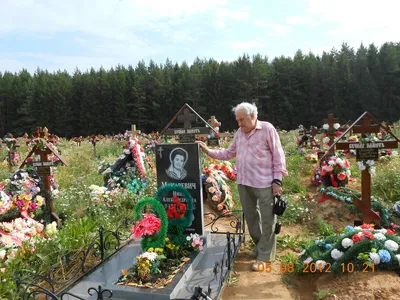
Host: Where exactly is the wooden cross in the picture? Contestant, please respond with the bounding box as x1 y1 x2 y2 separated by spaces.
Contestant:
323 113 339 154
310 126 319 137
129 124 141 138
6 138 19 171
334 114 400 225
34 127 46 138
20 127 68 224
177 108 196 129
352 116 380 135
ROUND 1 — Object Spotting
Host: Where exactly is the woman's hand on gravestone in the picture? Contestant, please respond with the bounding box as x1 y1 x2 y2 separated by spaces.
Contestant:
195 141 209 154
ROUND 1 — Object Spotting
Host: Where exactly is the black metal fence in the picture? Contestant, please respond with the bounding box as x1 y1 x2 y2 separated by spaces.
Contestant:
15 218 134 300
15 210 246 300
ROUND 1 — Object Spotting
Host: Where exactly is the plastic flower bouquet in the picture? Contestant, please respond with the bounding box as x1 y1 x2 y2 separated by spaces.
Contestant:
320 155 351 187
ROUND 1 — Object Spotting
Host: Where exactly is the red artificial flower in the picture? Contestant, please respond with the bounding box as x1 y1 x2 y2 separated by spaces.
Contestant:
360 224 374 229
362 231 374 240
179 203 186 211
337 173 347 181
387 229 395 235
214 165 219 170
172 196 180 204
131 213 161 240
352 234 362 243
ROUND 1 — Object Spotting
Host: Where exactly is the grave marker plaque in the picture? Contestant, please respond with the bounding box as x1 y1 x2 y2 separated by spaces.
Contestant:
356 148 379 161
155 143 204 236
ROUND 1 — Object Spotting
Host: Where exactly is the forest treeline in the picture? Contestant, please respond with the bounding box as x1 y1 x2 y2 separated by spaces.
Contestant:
0 42 399 138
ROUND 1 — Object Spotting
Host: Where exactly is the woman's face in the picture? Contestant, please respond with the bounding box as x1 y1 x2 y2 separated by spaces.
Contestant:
173 154 185 170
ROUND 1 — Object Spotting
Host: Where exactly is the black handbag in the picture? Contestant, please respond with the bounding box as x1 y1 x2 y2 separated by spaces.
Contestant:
273 195 288 216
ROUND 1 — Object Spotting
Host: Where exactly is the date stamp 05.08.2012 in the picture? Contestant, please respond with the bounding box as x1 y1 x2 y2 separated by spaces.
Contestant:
257 262 375 273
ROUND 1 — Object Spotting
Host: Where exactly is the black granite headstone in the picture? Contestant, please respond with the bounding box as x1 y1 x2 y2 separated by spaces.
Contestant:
155 143 204 236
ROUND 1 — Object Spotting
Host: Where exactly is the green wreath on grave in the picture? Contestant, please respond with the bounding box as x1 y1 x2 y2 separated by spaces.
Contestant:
155 183 194 247
133 197 168 251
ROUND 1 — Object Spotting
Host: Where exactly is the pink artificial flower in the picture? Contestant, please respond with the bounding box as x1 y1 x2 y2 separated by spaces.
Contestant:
28 202 37 211
131 213 161 240
15 200 25 207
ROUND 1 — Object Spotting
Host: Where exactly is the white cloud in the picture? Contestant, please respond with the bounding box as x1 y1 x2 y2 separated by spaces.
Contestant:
254 20 290 36
0 0 227 40
285 16 309 25
230 38 265 49
215 8 250 28
0 0 228 72
305 0 400 45
254 20 267 27
268 24 290 36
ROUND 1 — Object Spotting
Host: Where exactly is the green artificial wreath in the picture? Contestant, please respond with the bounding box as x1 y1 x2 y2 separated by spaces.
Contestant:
319 186 392 228
155 183 194 247
155 183 194 228
300 228 400 274
133 197 168 251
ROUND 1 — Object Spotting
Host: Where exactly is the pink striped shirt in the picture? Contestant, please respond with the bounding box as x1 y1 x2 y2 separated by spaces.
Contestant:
207 120 288 188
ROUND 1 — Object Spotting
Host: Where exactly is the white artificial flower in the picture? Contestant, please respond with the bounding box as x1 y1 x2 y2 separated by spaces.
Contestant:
331 249 344 260
314 239 321 245
323 124 329 130
384 240 399 252
139 252 158 262
373 233 386 241
124 149 131 155
336 157 344 167
395 254 400 266
328 160 336 166
369 252 380 265
376 228 387 234
392 150 398 156
357 162 366 171
341 238 354 249
346 169 351 177
0 250 6 260
315 260 327 270
366 160 375 166
333 123 340 130
323 137 330 144
368 166 376 175
304 257 313 264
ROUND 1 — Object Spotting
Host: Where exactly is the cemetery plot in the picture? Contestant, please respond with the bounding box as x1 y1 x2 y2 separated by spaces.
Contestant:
2 114 400 300
324 111 400 225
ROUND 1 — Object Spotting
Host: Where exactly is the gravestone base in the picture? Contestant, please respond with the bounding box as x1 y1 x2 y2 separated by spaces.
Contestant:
63 232 237 300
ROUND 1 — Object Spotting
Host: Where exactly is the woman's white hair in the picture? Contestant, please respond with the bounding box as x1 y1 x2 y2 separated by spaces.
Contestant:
232 102 258 119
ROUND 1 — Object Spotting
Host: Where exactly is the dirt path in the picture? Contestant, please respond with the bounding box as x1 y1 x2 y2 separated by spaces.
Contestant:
221 252 294 300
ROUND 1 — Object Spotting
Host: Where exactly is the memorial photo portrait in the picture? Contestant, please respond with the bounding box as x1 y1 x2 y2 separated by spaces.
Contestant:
166 147 188 180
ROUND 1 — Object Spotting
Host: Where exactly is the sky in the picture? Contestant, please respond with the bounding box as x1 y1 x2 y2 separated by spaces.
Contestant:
1 0 400 74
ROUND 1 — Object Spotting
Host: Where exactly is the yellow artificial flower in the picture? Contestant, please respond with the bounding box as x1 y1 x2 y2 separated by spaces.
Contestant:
36 196 44 206
148 247 154 252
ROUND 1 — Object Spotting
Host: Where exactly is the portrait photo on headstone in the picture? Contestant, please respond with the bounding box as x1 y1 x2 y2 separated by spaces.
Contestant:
165 147 188 180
